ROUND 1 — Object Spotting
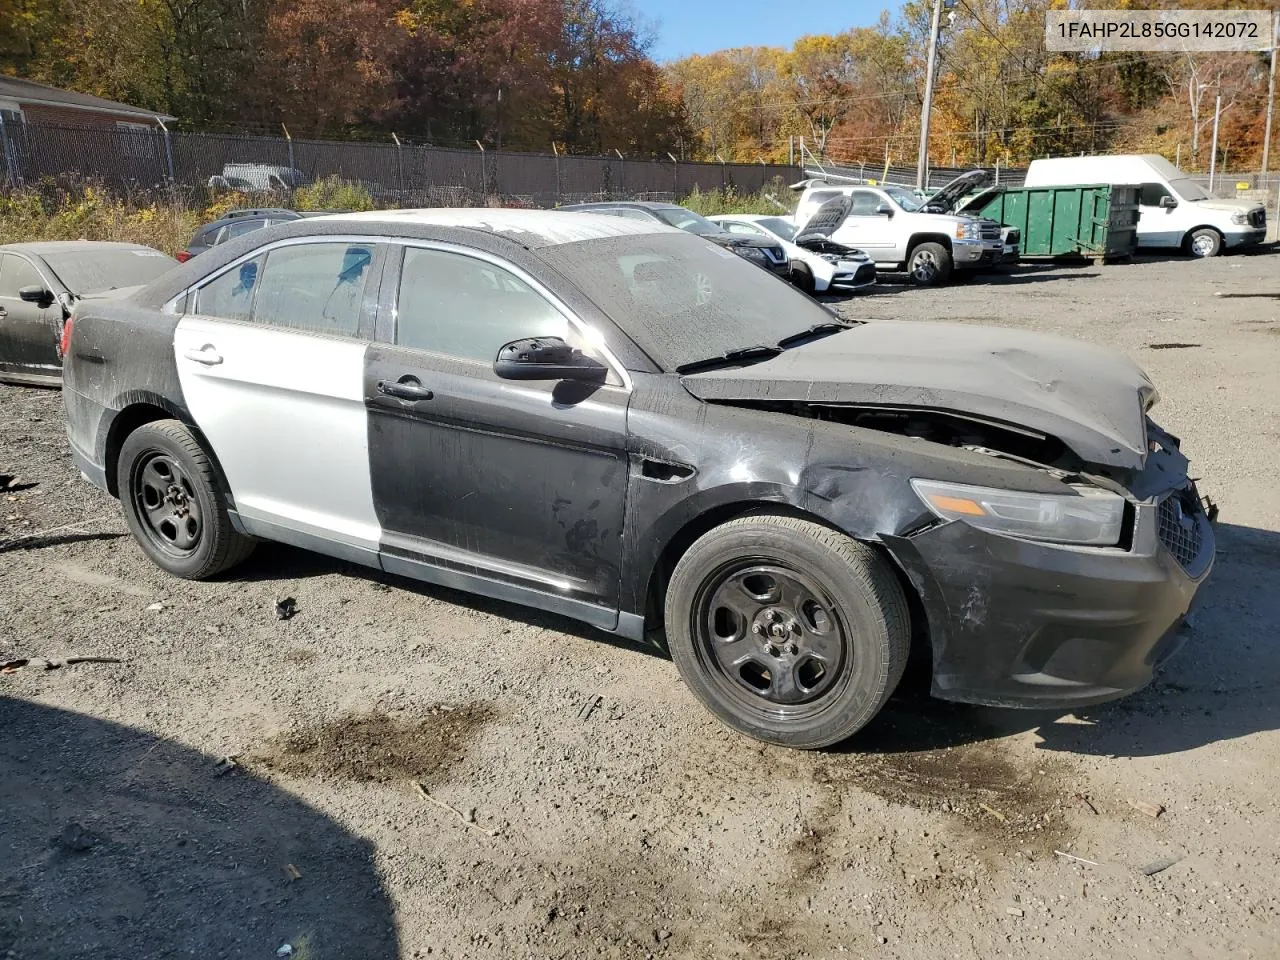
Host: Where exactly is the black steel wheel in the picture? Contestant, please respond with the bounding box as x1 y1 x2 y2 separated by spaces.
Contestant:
117 419 255 579
664 514 910 749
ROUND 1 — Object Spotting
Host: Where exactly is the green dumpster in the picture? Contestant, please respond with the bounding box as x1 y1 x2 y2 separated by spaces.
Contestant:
961 183 1139 259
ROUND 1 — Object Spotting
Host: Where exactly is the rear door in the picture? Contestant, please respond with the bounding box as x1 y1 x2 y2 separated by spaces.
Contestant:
364 242 631 624
839 189 898 258
0 253 62 383
174 238 388 561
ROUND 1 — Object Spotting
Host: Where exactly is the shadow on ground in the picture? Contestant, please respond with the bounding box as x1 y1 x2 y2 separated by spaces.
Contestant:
0 697 398 960
852 522 1280 760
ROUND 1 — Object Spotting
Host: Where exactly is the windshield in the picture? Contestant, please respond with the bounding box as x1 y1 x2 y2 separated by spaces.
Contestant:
758 217 797 241
43 247 176 294
1169 177 1210 201
652 207 723 236
539 232 835 371
882 187 925 211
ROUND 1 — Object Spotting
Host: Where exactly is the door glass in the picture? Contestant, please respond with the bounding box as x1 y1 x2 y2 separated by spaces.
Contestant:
253 243 376 337
0 255 43 299
725 222 763 236
396 247 572 363
1139 183 1172 207
848 191 883 216
196 254 266 321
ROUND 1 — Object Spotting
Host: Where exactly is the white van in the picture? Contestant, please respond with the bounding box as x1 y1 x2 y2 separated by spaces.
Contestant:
1024 154 1265 257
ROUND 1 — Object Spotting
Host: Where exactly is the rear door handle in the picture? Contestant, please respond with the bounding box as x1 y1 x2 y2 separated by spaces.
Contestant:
183 345 223 366
377 377 433 402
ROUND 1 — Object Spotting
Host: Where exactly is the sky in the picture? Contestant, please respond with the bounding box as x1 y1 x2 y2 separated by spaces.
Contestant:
642 0 890 63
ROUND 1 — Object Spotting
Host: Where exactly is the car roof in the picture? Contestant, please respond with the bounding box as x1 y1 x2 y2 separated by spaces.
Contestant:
0 240 160 256
561 201 683 212
316 208 676 247
709 214 767 222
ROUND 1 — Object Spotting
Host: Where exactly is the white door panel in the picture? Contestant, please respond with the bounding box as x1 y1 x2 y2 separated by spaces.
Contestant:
174 316 379 549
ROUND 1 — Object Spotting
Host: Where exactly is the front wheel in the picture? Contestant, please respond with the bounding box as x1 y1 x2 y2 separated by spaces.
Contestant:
117 419 255 579
664 514 911 749
907 242 952 285
1185 228 1223 258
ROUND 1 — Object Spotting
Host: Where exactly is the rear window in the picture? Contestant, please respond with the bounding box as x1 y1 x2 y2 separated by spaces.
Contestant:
43 248 176 294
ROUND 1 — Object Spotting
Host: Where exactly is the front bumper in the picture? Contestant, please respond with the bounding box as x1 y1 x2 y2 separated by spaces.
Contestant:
952 239 1005 268
829 262 877 290
1224 228 1266 249
883 485 1214 709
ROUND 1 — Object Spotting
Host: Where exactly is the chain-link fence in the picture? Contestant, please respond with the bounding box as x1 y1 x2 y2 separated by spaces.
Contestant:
0 119 802 207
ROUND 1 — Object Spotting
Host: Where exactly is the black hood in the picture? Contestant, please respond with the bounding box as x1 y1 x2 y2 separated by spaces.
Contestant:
680 320 1157 471
708 233 779 250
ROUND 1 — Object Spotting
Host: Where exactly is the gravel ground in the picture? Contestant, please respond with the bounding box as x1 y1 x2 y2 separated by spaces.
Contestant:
2 250 1279 960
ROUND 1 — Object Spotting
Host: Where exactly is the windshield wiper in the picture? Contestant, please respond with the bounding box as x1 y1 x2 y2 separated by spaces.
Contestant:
676 344 782 374
775 321 853 349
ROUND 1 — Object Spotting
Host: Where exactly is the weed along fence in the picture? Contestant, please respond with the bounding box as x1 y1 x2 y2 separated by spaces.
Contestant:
0 120 802 207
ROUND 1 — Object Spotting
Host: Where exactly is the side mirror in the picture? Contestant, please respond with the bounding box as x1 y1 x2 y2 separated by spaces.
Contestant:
493 336 608 383
1160 195 1177 209
18 285 54 308
876 203 894 217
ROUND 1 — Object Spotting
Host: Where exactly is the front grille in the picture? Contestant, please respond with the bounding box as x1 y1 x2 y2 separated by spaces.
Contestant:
854 264 876 284
1249 209 1266 228
1157 489 1204 569
762 246 786 264
979 222 1001 241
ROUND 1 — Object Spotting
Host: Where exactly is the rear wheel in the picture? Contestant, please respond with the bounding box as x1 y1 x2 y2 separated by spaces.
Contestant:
1185 228 1223 258
907 242 952 285
664 514 911 749
117 419 255 579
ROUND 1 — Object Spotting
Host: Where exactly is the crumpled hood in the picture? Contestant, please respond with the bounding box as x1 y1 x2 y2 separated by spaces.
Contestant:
681 320 1158 471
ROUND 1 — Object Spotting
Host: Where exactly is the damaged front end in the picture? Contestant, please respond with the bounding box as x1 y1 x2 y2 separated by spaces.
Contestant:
691 395 1215 709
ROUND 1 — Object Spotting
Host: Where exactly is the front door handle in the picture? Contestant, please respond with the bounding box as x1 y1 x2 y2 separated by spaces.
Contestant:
0 306 8 319
183 345 223 366
377 377 434 402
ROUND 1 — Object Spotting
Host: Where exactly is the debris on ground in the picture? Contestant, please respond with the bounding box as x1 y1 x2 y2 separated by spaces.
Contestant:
577 693 603 721
978 802 1008 824
1054 850 1100 866
1006 907 1024 918
1148 343 1201 350
1 656 122 673
412 781 499 837
58 822 96 852
1127 799 1166 819
284 862 303 881
1142 856 1180 876
654 929 672 942
275 597 299 621
146 602 165 612
214 754 241 777
276 945 294 957
1073 793 1099 815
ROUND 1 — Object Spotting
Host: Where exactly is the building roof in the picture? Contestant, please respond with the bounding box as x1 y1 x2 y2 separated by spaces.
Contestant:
319 208 675 247
0 75 175 122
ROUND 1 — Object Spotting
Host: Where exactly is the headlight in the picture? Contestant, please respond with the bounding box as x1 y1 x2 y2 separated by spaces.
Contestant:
1231 211 1249 225
910 479 1125 546
954 221 980 240
737 245 766 261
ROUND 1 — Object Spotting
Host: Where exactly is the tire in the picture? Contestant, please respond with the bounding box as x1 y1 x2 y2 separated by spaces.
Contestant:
116 419 255 579
791 264 816 295
663 514 911 749
1184 228 1223 258
907 241 952 285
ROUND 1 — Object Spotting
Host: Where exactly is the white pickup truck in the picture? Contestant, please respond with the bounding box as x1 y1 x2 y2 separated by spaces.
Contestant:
791 171 1004 285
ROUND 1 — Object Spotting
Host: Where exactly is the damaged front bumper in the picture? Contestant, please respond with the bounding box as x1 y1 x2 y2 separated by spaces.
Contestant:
882 483 1215 709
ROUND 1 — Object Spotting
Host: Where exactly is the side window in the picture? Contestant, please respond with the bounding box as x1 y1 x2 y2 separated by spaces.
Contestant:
396 247 588 365
1139 183 1171 207
252 243 376 337
195 254 266 322
724 222 764 236
848 191 883 216
225 219 266 241
611 208 656 222
0 255 44 299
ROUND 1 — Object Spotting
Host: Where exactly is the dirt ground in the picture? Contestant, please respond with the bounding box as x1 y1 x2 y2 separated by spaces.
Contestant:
3 250 1279 960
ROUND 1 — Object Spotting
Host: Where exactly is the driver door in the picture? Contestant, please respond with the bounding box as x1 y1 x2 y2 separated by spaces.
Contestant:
0 253 62 384
1137 182 1182 248
364 243 631 625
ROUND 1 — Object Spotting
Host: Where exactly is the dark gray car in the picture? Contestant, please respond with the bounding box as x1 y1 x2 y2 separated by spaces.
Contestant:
0 241 177 386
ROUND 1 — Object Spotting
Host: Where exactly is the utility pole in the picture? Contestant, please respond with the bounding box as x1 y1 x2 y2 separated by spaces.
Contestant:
1209 94 1222 191
1263 10 1277 177
916 0 945 190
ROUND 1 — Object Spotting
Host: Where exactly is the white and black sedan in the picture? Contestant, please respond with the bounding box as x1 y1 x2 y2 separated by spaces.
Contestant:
0 241 177 386
62 209 1214 749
